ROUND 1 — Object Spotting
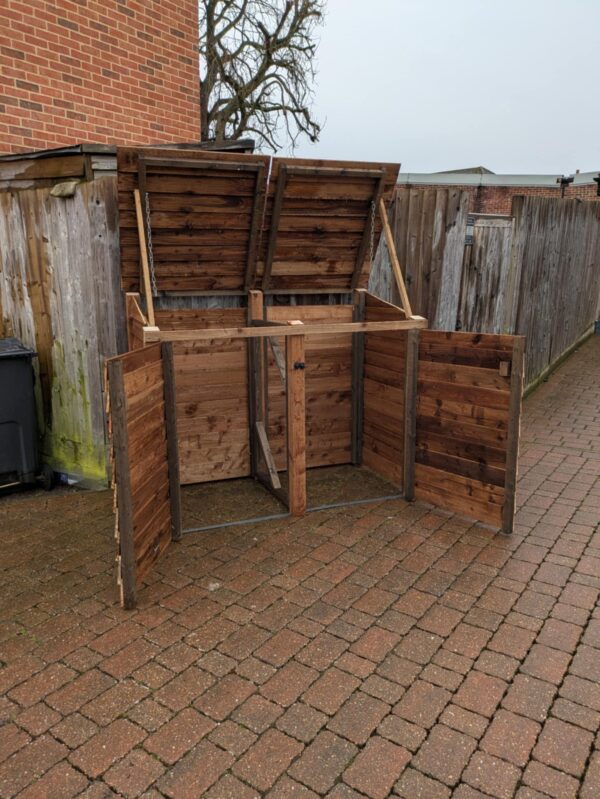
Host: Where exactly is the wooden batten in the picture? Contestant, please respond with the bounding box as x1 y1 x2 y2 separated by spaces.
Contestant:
351 289 366 464
502 337 525 534
286 323 306 516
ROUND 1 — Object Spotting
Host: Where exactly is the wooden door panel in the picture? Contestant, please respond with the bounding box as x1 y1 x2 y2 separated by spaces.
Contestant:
107 342 181 608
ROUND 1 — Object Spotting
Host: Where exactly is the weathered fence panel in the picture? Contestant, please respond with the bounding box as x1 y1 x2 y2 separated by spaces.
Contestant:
458 215 514 334
372 188 600 388
512 196 600 385
370 187 470 328
0 178 125 483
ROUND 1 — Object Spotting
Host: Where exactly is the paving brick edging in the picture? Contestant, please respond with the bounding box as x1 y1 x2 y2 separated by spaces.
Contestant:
0 337 598 798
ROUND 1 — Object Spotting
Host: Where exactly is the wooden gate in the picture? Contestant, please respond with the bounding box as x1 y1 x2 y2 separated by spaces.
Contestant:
106 343 181 608
458 215 514 334
414 330 524 533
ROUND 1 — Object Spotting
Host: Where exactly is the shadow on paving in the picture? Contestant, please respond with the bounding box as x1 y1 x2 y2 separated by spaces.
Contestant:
0 336 598 798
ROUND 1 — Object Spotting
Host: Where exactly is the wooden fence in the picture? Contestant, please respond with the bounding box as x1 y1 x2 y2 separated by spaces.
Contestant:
370 188 600 386
0 177 125 483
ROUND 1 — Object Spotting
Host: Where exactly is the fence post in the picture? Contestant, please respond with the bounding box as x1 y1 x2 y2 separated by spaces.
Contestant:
403 329 419 501
286 324 306 516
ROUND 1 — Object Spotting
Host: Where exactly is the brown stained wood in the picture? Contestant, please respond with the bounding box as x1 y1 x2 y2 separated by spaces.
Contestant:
262 164 287 291
256 421 282 490
502 337 524 534
351 289 366 464
247 290 263 478
106 344 177 604
414 478 502 528
245 164 268 289
162 342 182 541
361 295 407 487
351 173 386 289
403 330 419 500
145 318 428 344
133 189 155 326
269 337 286 386
0 154 87 182
413 328 519 532
286 324 306 515
415 447 505 488
106 359 137 610
379 198 413 318
125 294 149 351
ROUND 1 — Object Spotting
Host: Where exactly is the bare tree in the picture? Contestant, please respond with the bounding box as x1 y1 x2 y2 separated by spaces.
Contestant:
199 0 324 151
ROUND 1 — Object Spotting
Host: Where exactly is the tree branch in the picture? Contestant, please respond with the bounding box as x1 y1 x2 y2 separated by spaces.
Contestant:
199 0 324 151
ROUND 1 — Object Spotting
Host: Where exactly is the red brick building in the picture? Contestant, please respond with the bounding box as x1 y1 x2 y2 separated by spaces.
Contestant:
1 0 200 153
398 167 600 215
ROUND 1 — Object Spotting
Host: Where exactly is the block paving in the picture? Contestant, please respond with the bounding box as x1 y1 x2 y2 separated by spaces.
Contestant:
0 336 599 797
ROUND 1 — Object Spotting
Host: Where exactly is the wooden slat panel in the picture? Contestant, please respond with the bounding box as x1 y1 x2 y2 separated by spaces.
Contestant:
154 308 250 484
361 296 407 487
106 343 177 608
414 330 524 531
117 147 270 293
263 306 353 470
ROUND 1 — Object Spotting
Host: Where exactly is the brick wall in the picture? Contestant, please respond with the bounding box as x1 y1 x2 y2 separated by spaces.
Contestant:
1 0 200 153
402 182 599 215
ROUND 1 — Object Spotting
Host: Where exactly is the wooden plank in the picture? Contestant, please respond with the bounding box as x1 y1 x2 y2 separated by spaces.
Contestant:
247 290 263 478
0 154 87 182
502 337 524 534
269 337 286 386
145 318 428 343
351 289 366 464
379 198 413 318
256 421 282 490
351 173 386 289
286 324 306 516
403 329 419 500
162 342 182 541
107 359 137 610
133 189 155 326
262 165 287 291
245 163 267 289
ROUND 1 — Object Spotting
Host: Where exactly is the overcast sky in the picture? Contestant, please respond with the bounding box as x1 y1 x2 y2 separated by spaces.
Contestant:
293 0 600 175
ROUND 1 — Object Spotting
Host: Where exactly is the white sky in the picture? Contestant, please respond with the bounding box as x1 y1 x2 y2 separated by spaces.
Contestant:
292 0 600 174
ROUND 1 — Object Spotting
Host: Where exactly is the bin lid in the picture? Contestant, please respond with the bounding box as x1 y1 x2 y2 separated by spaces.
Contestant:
0 338 37 359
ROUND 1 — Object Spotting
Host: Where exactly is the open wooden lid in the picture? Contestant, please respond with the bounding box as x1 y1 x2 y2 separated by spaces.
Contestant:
117 147 399 294
258 157 399 293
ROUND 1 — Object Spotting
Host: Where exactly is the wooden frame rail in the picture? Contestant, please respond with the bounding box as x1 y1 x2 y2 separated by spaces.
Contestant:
143 317 427 344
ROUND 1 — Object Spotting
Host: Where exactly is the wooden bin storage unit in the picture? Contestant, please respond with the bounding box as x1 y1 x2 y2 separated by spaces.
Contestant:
107 147 524 608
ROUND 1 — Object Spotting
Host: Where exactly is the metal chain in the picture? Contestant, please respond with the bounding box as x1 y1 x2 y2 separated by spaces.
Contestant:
145 192 158 297
369 200 376 265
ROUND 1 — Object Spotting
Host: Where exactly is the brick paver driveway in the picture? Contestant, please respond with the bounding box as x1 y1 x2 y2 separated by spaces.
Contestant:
1 337 599 799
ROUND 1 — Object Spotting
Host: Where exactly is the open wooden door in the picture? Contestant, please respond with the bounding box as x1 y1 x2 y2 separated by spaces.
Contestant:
106 343 181 608
414 331 524 534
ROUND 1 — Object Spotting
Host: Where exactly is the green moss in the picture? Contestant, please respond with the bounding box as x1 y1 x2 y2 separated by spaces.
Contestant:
41 340 107 483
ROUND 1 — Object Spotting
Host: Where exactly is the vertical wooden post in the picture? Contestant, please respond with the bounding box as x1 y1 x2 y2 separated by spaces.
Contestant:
133 188 156 326
286 323 306 516
403 329 419 501
502 337 525 534
161 342 182 541
379 198 413 319
247 290 264 477
351 289 366 465
106 359 137 610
